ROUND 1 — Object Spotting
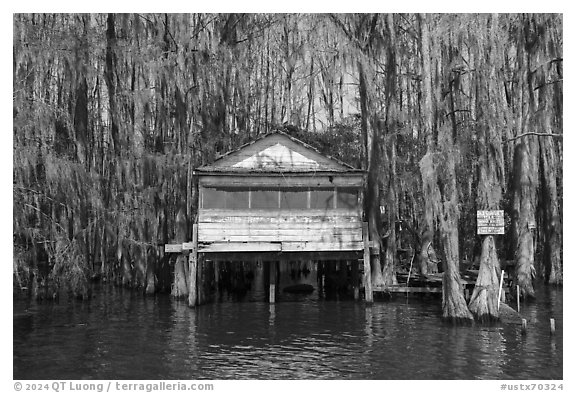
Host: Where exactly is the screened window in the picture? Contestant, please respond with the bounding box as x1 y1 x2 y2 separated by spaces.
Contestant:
251 189 279 209
310 189 334 209
201 186 359 210
280 189 308 209
202 188 227 209
202 188 249 209
227 189 250 209
337 188 359 209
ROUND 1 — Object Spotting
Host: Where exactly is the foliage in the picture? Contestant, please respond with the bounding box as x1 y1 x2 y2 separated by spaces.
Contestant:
13 13 562 301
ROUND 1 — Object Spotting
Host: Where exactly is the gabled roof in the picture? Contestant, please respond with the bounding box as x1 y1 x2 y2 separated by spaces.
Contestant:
196 131 362 174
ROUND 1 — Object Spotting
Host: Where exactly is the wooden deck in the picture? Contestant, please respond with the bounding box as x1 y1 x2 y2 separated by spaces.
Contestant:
377 285 444 294
373 271 510 301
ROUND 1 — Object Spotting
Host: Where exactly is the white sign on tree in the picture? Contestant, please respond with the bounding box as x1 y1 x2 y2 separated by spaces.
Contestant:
477 210 504 235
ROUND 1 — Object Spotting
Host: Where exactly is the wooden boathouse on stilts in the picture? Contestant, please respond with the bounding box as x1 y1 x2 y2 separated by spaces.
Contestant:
166 131 374 306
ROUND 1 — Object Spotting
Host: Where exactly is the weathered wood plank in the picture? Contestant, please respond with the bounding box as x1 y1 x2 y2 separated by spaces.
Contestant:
198 227 363 236
182 242 195 250
375 286 442 294
198 211 362 224
198 241 363 253
197 222 363 230
233 142 322 171
165 244 183 253
199 208 361 218
199 217 362 226
197 223 362 233
198 233 363 243
199 242 282 252
198 227 362 235
198 175 364 187
198 133 356 172
281 241 364 252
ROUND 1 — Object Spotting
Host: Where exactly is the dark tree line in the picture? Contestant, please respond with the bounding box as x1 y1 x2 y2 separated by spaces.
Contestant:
13 13 562 321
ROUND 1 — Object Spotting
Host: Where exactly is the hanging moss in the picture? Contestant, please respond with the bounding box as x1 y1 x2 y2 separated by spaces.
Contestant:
13 13 562 304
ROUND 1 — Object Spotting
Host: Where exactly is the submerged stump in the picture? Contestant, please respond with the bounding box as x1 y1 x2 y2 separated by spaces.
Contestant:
498 303 523 325
172 254 189 298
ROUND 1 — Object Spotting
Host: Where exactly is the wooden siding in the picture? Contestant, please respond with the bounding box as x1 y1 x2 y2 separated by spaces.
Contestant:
198 209 361 221
197 209 363 252
194 131 366 254
198 174 364 188
199 242 364 253
197 133 355 172
199 242 282 252
232 143 320 170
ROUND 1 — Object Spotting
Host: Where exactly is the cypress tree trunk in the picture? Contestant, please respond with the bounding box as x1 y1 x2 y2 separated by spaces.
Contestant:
468 236 500 321
358 58 385 288
420 150 472 322
418 230 439 275
171 207 189 298
381 13 399 288
539 135 562 284
121 248 132 287
73 77 88 166
418 13 437 279
440 152 473 322
145 248 157 295
468 14 505 319
511 143 536 298
418 14 471 321
104 13 120 156
468 142 504 320
381 144 397 287
532 29 563 285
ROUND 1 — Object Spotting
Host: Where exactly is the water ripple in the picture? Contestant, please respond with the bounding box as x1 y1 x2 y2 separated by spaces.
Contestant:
14 285 562 380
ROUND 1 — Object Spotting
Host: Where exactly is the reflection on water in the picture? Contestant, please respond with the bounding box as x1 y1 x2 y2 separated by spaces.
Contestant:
14 265 562 380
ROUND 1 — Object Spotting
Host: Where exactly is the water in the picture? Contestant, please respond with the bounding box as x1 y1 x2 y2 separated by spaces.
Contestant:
13 266 562 380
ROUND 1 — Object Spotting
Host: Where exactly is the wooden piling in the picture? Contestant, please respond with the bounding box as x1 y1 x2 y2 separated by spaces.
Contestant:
197 255 204 305
214 260 220 285
517 285 520 313
188 223 198 307
362 222 373 303
269 261 277 304
351 259 359 300
521 318 527 334
317 261 324 298
550 318 556 335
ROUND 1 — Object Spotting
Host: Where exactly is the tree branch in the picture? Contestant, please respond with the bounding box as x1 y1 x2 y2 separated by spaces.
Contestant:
22 203 67 232
15 186 68 208
505 132 563 143
530 57 563 73
328 14 366 53
444 109 470 118
534 79 563 90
